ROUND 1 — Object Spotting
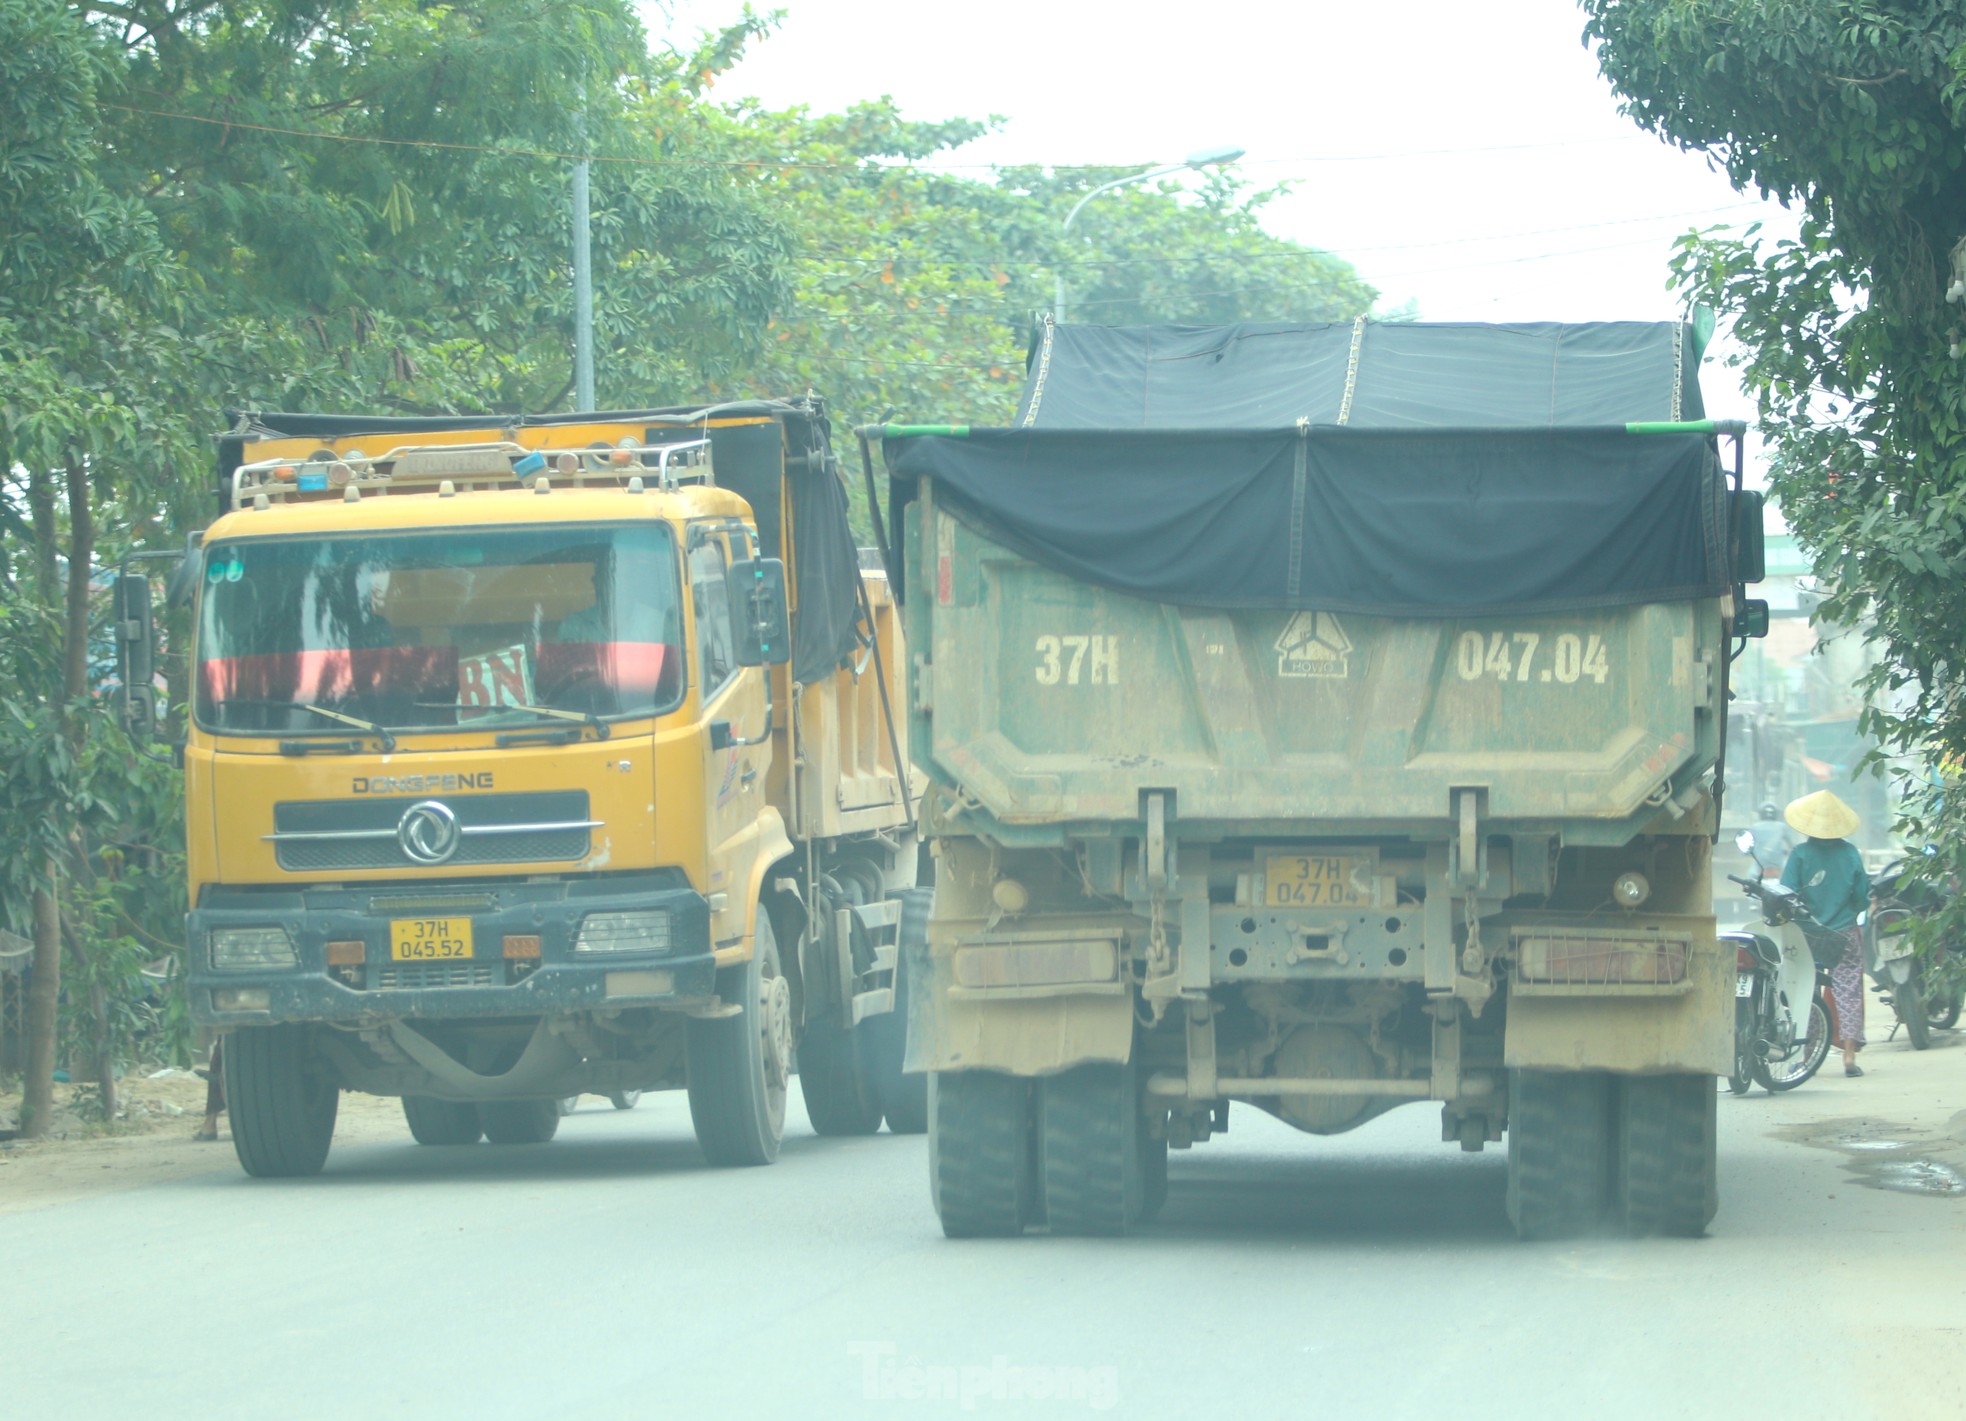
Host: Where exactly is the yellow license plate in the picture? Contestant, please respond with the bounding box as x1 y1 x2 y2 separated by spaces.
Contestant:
390 917 474 961
1263 853 1376 908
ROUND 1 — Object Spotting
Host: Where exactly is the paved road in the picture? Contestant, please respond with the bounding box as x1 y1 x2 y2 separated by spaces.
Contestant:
6 1041 1964 1421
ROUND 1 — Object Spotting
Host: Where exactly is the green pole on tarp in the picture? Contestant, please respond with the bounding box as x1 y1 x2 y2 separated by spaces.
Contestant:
1626 419 1748 437
855 423 971 439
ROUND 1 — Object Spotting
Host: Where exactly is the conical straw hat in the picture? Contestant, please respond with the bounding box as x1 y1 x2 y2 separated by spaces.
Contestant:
1784 790 1858 840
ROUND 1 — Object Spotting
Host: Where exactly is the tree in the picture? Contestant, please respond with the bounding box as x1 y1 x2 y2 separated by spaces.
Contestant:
0 1 797 1131
1583 3 1966 863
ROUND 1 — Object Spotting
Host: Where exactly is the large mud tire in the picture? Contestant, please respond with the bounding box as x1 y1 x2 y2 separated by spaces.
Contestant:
799 1014 885 1137
480 1099 561 1145
1614 1073 1717 1238
688 913 790 1166
1041 1061 1150 1237
226 1026 339 1178
929 1070 1035 1238
402 1096 483 1146
870 888 931 1135
1505 1068 1612 1241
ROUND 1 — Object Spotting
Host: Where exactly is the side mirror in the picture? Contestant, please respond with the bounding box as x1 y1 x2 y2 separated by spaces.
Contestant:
1735 594 1770 639
114 573 158 741
1735 830 1756 855
727 558 791 668
1731 488 1766 584
709 720 734 751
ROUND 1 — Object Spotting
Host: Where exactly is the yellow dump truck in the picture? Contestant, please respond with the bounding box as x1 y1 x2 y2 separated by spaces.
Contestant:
120 400 924 1175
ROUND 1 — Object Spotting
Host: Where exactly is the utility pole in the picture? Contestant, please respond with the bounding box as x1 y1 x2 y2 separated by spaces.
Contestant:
572 111 595 411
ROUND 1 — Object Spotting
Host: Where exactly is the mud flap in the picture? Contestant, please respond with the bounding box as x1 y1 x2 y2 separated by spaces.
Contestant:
902 927 1133 1075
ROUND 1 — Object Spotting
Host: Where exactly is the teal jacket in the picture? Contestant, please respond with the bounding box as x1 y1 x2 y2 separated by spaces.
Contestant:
1780 837 1868 932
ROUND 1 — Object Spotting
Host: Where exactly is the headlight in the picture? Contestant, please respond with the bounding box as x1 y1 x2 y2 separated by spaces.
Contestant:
575 910 672 954
210 926 297 971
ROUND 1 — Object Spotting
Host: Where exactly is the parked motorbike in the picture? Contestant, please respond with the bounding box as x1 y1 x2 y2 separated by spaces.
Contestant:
1867 856 1964 1049
1725 853 1833 1093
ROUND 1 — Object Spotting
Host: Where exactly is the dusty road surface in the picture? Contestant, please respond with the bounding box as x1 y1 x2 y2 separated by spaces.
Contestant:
4 1031 1962 1421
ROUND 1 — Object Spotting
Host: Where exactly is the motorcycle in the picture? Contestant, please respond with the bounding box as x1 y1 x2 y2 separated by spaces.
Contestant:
1726 829 1835 1093
1866 856 1964 1050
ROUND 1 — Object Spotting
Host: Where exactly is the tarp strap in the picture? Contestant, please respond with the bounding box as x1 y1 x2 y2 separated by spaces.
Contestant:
1336 315 1367 426
1671 321 1685 422
1021 314 1056 427
1287 421 1310 599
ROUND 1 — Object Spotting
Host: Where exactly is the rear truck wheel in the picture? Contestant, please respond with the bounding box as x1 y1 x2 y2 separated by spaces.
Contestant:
1895 966 1932 1049
688 911 790 1166
608 1090 642 1111
1140 1119 1170 1224
1757 994 1831 1091
1613 1074 1717 1238
402 1096 483 1146
1040 1061 1153 1237
870 888 932 1135
1505 1068 1612 1241
929 1070 1036 1238
480 1099 561 1145
799 1013 885 1136
226 1025 339 1178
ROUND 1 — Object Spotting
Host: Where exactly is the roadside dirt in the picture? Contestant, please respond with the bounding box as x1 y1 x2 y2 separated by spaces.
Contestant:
0 1070 409 1216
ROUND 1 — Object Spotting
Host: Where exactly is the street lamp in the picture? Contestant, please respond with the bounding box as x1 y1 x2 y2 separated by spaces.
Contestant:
1053 144 1245 322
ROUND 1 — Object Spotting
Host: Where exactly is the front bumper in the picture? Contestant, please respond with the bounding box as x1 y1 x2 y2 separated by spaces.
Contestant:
187 871 714 1025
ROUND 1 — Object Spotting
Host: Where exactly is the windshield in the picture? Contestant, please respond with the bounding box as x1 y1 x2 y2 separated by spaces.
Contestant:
196 523 684 735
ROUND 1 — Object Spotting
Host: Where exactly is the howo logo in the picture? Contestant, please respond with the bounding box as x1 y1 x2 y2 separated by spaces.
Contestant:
397 800 461 865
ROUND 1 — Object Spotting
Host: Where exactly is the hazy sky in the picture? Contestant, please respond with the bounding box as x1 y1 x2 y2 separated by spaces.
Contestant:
653 0 1798 434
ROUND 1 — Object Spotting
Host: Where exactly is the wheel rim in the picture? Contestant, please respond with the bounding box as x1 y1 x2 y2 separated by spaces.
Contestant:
760 959 792 1132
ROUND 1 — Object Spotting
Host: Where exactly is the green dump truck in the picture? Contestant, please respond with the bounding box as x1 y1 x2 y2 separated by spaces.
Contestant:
869 318 1767 1239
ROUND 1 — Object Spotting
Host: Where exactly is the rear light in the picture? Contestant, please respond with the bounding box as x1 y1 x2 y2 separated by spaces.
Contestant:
1736 945 1756 971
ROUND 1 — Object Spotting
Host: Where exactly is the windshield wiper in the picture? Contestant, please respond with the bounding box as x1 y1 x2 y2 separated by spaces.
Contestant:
220 698 398 753
488 703 611 744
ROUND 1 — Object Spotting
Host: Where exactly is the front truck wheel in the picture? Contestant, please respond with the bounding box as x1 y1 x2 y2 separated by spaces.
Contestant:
226 1025 339 1178
402 1096 483 1145
1040 1061 1161 1236
688 912 791 1166
1613 1073 1717 1238
1506 1069 1612 1240
929 1071 1036 1238
479 1100 561 1145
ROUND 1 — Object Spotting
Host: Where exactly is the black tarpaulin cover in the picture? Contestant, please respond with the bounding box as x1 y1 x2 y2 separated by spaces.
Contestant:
885 319 1726 615
225 401 866 684
1014 319 1706 429
892 427 1725 615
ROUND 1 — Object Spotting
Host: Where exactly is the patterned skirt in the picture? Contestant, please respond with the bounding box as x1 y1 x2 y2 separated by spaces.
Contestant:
1827 925 1866 1050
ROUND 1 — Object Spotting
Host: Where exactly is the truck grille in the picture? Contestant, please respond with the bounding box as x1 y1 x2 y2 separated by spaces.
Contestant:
269 792 593 872
376 961 499 990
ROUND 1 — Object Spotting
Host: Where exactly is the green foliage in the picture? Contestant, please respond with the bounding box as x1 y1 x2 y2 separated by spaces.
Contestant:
1584 1 1966 896
0 1 1380 1078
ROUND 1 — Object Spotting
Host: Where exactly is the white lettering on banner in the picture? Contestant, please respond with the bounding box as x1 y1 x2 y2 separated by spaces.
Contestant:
1035 635 1119 686
1454 630 1609 685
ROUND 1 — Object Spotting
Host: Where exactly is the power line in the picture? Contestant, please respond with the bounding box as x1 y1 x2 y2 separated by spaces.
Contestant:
106 102 1668 176
792 204 1766 269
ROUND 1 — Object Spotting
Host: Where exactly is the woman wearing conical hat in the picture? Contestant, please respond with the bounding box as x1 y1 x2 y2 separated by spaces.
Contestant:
1779 791 1868 1076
